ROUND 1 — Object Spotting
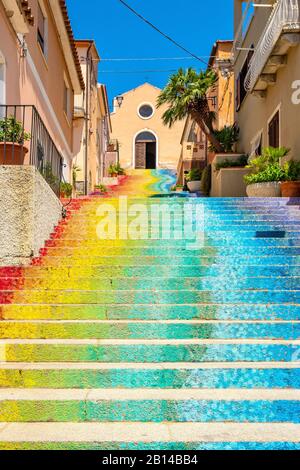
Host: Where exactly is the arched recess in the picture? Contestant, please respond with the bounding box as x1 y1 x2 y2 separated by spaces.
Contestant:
133 129 158 169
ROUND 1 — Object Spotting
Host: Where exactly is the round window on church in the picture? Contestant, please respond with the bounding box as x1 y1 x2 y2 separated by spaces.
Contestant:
138 103 154 119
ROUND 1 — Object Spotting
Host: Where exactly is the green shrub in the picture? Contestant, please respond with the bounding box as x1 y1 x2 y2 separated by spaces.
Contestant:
244 146 291 185
215 155 248 171
209 124 239 153
186 168 202 182
94 184 107 193
200 164 212 196
0 116 31 144
60 182 73 197
281 160 300 182
108 163 125 176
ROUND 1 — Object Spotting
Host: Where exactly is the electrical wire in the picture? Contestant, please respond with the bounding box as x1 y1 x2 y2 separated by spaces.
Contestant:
101 56 218 62
100 69 178 74
118 0 209 66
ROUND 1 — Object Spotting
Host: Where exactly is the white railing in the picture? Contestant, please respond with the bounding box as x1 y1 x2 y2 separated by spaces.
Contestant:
245 0 300 91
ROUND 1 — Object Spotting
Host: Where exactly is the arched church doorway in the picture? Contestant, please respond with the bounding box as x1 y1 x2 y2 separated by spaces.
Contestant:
135 131 157 169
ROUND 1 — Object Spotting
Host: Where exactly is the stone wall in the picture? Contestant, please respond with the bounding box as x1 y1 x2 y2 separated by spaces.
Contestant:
0 166 62 266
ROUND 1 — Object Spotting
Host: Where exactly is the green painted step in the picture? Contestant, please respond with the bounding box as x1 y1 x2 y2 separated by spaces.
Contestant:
0 321 298 340
0 343 296 363
0 399 299 423
0 366 299 389
2 289 299 304
2 304 298 320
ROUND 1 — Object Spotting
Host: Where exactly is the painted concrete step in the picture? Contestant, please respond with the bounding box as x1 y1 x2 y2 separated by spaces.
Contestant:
28 255 300 266
46 237 300 247
40 247 300 257
1 304 298 320
0 392 299 423
0 320 299 340
0 341 297 362
1 289 299 305
1 441 300 450
0 273 300 291
1 363 299 389
0 422 299 445
1 276 299 291
1 265 299 279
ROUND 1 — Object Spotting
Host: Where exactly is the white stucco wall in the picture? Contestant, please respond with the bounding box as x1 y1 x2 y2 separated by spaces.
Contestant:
0 166 62 266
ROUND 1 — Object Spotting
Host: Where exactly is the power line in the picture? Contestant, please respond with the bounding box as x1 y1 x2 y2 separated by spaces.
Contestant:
101 56 218 62
101 56 192 62
100 69 178 74
118 0 209 66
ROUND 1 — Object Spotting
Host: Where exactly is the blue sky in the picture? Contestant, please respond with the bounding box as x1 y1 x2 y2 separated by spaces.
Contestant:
67 0 233 108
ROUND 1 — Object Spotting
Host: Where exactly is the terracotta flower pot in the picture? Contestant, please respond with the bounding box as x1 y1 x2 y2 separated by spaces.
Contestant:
281 181 300 197
246 182 281 197
0 142 28 165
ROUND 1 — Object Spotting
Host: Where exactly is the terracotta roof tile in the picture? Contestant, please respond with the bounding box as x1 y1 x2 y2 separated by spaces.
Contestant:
59 0 85 90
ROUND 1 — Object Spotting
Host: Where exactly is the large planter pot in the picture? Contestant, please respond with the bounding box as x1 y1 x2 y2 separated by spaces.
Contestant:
0 142 28 165
246 182 281 197
187 180 201 192
281 181 300 197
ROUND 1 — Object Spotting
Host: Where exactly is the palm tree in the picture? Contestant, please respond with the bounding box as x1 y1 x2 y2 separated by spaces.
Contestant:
157 68 223 152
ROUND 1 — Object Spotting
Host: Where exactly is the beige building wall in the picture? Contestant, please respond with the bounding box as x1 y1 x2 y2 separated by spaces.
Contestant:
73 41 101 193
234 0 300 160
208 40 235 130
0 0 84 178
110 83 185 170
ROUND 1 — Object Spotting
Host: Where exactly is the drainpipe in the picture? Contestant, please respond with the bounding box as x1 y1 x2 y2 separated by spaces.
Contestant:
84 43 93 195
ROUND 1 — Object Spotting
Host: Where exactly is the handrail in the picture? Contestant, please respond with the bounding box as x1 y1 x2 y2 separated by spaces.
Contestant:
244 0 300 91
0 105 63 196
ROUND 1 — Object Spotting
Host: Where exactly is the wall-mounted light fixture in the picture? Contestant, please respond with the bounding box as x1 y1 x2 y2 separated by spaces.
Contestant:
116 96 124 108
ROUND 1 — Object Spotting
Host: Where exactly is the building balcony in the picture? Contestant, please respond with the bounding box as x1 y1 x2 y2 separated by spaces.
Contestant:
0 105 63 196
245 0 300 94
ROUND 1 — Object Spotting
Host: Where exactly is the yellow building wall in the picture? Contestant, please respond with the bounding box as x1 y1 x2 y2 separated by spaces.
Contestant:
110 83 185 170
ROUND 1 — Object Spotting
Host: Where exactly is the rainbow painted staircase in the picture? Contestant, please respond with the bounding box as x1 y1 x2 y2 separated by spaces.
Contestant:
0 170 300 450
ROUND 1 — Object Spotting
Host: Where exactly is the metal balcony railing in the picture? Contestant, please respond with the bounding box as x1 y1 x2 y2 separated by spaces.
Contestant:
244 0 300 92
0 105 63 196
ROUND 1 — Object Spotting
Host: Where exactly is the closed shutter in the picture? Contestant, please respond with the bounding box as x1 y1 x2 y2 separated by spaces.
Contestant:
268 111 280 147
135 142 146 169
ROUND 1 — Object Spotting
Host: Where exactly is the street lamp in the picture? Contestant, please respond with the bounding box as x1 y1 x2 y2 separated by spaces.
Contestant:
116 96 124 108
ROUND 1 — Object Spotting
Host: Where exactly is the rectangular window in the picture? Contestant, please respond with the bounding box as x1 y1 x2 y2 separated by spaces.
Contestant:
268 111 280 147
37 3 45 54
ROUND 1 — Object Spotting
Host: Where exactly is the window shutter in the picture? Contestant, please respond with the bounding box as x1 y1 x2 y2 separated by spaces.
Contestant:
268 111 280 147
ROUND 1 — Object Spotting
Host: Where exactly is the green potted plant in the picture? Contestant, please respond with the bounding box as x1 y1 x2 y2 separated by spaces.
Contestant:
94 184 107 194
186 168 202 192
244 147 289 197
60 182 73 198
0 116 31 165
108 164 118 177
208 124 240 154
281 160 300 197
215 155 248 171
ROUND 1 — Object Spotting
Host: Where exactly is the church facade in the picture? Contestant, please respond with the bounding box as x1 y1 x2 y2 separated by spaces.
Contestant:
110 83 185 170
